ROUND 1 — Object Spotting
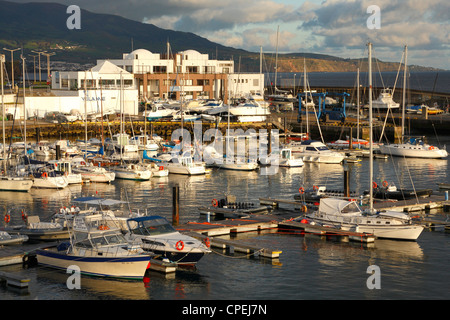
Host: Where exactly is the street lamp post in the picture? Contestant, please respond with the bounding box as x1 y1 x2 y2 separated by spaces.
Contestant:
3 47 20 92
31 50 46 82
42 52 55 82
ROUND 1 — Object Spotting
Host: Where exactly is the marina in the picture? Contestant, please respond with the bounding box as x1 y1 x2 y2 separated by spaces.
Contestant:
0 46 449 302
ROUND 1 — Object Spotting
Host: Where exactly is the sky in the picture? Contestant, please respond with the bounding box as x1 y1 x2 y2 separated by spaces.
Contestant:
9 0 450 69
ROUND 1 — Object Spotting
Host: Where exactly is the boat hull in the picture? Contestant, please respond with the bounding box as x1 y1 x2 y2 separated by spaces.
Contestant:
36 248 151 279
341 224 424 241
0 178 33 192
379 144 448 159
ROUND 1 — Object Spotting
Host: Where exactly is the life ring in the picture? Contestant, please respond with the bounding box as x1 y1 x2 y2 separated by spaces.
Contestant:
212 199 218 207
299 187 305 194
98 224 109 230
429 146 435 150
176 240 184 251
81 161 86 165
203 237 211 248
382 180 388 187
372 182 378 189
159 166 164 171
4 214 10 223
42 172 48 178
313 185 319 191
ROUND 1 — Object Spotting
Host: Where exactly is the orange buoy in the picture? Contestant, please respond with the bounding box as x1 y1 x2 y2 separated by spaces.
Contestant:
299 187 305 194
212 199 219 207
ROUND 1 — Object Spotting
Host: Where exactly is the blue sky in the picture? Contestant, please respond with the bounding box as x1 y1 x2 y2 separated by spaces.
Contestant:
9 0 450 69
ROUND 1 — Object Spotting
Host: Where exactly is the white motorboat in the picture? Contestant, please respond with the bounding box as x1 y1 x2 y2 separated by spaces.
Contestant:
0 231 28 245
228 101 270 122
143 162 169 177
379 136 448 159
125 216 211 265
51 140 81 156
2 214 69 241
36 214 152 279
110 163 152 181
47 159 82 184
30 141 52 157
260 148 304 167
161 151 205 175
171 110 201 122
71 159 115 183
371 88 399 110
144 102 176 121
287 140 345 164
129 135 159 151
31 170 69 189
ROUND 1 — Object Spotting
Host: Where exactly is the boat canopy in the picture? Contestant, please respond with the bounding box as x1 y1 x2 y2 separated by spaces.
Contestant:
319 198 362 216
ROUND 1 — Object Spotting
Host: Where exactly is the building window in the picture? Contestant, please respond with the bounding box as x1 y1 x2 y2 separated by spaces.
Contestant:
253 79 259 86
187 66 199 73
197 79 210 86
153 66 167 73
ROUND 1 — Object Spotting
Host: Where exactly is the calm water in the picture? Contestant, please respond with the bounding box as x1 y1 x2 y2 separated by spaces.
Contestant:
0 137 449 303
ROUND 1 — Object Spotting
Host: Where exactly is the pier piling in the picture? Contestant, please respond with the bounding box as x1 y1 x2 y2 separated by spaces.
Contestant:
172 185 180 226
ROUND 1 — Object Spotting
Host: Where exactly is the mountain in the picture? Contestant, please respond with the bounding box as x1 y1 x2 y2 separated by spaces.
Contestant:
0 1 441 73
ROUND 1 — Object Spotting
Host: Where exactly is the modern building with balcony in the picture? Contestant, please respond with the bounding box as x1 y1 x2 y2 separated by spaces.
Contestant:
99 48 264 104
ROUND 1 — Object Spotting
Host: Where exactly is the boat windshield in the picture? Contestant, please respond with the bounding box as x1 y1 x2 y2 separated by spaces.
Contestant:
340 201 361 214
129 218 176 236
76 233 127 248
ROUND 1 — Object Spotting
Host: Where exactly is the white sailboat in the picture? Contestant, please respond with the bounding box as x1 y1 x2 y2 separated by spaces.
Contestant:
0 54 33 192
378 46 448 159
305 43 424 241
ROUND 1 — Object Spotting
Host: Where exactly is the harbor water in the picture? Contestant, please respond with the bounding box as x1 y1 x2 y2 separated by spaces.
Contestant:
0 136 449 302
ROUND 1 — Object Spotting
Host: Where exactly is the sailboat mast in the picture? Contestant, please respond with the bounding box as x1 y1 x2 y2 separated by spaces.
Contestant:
22 55 27 158
1 54 5 166
304 59 309 138
368 42 373 212
274 26 279 93
401 45 407 144
357 67 360 147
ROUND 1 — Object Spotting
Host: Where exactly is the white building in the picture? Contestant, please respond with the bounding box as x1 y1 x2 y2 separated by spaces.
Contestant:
100 48 263 103
21 47 264 119
45 60 139 117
